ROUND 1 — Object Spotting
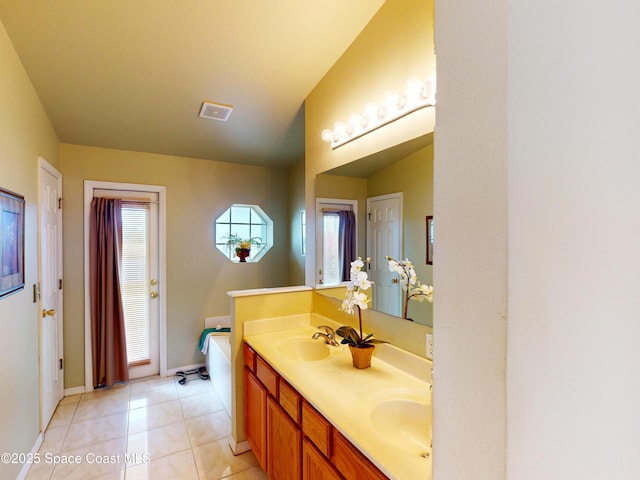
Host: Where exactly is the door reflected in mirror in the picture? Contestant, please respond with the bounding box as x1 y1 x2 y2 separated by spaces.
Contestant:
367 193 402 317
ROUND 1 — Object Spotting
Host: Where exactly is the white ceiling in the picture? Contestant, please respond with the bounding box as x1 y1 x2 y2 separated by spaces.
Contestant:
0 0 384 167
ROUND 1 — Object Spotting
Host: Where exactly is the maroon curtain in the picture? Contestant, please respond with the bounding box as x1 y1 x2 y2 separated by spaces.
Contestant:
89 197 129 388
338 210 356 282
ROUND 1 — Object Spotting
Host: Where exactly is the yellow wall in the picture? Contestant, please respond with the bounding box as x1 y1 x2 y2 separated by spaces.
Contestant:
60 143 292 387
304 0 435 285
0 20 59 479
230 289 312 443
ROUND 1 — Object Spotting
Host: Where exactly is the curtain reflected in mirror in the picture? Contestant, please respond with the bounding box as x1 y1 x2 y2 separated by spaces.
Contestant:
316 199 357 286
338 210 356 281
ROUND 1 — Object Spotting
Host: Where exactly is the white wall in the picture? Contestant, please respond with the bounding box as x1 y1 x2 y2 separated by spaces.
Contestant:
435 0 640 479
507 1 640 478
433 0 508 477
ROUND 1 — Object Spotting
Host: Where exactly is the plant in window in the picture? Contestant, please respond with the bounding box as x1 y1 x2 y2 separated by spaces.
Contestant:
223 233 263 262
336 257 385 369
386 256 434 320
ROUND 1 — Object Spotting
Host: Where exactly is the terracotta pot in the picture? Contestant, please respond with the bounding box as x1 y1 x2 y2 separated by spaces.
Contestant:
348 344 375 369
236 248 250 262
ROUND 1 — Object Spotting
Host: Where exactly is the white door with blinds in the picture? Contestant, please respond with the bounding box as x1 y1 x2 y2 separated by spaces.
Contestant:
85 183 165 386
120 196 159 378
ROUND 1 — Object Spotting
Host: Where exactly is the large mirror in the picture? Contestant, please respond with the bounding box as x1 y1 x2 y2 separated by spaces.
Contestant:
315 132 434 327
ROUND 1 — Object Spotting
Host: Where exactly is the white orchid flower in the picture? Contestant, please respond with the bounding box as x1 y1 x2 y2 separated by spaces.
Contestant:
340 257 372 317
351 257 368 274
340 295 356 315
353 270 371 289
388 262 404 275
385 255 434 319
352 290 369 310
410 284 434 303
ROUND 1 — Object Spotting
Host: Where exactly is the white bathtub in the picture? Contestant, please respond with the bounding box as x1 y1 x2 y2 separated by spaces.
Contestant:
205 333 231 418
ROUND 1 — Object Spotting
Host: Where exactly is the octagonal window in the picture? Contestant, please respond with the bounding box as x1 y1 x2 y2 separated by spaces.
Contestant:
215 204 273 262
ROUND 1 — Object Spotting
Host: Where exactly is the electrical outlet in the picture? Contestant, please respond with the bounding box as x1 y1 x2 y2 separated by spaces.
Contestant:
426 333 433 360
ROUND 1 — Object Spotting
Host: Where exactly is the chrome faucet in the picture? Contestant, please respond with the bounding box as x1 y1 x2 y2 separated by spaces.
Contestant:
312 325 340 346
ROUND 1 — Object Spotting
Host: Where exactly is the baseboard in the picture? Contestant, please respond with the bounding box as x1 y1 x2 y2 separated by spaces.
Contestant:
165 363 206 377
229 438 251 456
62 368 206 396
16 433 43 480
64 385 86 397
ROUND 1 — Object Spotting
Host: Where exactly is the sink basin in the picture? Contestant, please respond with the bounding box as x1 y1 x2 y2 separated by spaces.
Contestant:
278 338 332 361
370 390 431 453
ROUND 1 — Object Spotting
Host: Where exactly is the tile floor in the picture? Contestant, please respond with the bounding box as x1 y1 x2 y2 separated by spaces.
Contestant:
25 375 267 480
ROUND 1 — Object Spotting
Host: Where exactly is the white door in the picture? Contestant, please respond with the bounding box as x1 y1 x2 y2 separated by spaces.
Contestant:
39 158 63 430
84 182 166 389
121 197 160 379
367 193 403 316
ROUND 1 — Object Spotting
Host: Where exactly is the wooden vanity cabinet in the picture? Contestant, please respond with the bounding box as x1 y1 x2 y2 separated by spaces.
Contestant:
302 401 332 457
267 395 302 479
243 342 388 480
245 343 302 478
332 430 388 480
244 367 267 470
303 437 342 480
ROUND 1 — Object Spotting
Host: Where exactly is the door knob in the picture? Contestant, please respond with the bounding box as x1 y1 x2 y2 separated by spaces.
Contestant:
42 308 55 318
150 291 158 299
392 278 399 284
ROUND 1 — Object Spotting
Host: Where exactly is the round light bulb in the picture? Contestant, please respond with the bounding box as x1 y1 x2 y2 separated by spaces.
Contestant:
345 122 355 136
405 77 425 100
321 129 333 142
396 93 408 109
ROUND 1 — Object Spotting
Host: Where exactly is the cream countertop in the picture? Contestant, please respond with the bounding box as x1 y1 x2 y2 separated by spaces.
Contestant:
243 323 432 480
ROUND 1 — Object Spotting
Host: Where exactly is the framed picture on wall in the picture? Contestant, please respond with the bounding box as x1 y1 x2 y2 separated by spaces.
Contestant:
426 215 434 265
0 187 25 299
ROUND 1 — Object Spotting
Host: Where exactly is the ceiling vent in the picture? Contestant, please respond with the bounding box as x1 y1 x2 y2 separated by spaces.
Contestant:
199 101 233 122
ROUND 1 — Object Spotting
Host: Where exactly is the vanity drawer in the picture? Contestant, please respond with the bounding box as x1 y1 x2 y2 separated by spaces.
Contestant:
256 355 278 397
279 378 301 424
302 400 332 457
243 343 256 372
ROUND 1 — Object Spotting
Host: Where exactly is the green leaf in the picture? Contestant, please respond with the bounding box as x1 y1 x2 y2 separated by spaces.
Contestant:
336 326 361 345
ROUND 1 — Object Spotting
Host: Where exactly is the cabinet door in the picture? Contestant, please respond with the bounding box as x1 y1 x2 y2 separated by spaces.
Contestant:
333 430 388 480
244 368 267 470
303 437 342 480
267 396 302 479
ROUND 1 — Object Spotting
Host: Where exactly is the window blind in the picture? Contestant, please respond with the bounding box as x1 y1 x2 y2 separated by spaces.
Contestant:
121 204 150 366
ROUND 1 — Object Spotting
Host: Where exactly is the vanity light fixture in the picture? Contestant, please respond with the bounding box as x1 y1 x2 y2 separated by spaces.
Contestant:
321 77 436 149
